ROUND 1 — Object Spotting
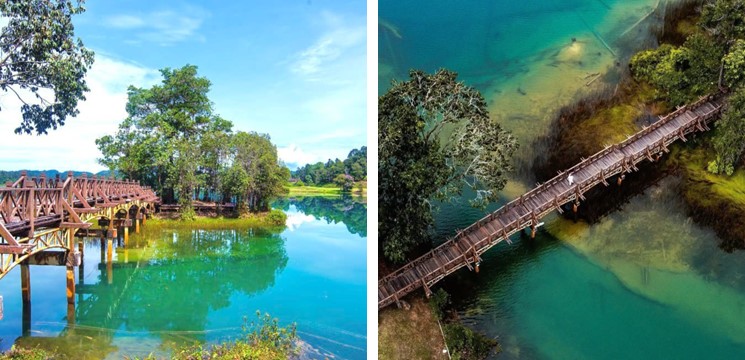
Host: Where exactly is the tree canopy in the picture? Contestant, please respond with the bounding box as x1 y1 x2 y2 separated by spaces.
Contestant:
629 0 745 174
292 146 366 187
379 69 517 263
96 65 289 216
0 0 94 134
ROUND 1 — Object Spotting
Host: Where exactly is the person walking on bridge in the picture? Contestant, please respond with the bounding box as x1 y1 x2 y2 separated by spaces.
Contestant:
568 173 575 186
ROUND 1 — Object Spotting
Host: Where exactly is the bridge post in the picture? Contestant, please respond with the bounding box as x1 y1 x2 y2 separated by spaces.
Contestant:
135 214 140 234
107 208 117 239
66 252 76 326
78 240 84 263
25 180 35 239
78 240 85 284
22 295 30 336
100 237 105 263
124 225 129 247
65 265 75 306
107 238 113 285
20 261 30 304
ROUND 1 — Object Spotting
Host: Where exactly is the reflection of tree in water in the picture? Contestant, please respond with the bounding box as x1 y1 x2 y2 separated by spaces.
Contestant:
72 227 287 347
275 196 367 237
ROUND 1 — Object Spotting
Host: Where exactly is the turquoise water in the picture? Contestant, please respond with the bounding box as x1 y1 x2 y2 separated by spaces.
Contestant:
0 197 366 359
381 0 745 358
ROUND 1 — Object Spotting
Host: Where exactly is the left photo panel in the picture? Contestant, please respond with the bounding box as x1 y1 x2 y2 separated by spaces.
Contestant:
0 1 367 359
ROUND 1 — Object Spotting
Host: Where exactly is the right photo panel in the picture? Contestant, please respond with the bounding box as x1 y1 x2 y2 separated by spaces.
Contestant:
378 0 745 359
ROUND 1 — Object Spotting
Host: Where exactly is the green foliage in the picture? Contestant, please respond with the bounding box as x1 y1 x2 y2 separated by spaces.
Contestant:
231 131 289 212
629 44 675 83
700 0 745 43
629 33 723 105
131 313 298 360
712 87 745 173
379 69 517 263
178 205 196 221
96 65 290 214
266 209 287 226
0 0 95 135
429 288 450 321
333 173 355 192
292 146 366 186
96 65 221 205
293 180 305 187
724 39 745 88
0 346 53 360
443 323 499 360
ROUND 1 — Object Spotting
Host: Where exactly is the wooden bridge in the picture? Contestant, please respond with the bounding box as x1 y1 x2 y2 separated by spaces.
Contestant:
379 93 725 309
0 172 159 280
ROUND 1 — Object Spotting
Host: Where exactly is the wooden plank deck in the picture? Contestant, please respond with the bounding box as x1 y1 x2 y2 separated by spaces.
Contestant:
379 94 725 309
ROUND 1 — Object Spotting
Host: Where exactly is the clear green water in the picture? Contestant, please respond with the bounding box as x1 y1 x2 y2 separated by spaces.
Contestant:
0 196 366 359
381 0 745 359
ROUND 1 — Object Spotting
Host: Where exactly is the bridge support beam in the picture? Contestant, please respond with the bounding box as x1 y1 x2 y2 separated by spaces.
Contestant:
135 218 140 234
124 226 129 247
20 262 30 304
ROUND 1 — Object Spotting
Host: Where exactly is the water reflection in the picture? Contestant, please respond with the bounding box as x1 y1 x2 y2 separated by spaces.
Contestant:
0 197 366 359
275 195 367 237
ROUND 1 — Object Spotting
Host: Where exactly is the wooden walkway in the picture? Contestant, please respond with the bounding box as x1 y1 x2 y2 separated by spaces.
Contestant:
379 94 725 309
0 172 159 278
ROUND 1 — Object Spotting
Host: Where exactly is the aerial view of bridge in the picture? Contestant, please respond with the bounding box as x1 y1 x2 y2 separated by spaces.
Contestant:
379 93 724 309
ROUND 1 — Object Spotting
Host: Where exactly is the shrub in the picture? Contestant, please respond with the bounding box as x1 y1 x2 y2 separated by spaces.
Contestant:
444 323 499 360
266 209 287 226
429 288 450 320
0 347 53 360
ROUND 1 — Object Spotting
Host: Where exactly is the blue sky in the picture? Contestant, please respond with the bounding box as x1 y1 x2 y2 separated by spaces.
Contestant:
0 0 366 171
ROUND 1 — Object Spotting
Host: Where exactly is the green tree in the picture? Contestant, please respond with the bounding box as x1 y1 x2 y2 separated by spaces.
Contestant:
334 173 354 192
724 39 745 88
379 69 518 263
700 0 745 44
629 33 723 105
710 87 745 174
96 65 223 208
0 0 95 134
231 131 289 212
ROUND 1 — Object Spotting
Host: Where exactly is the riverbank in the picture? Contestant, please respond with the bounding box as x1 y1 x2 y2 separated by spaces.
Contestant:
379 296 448 359
151 209 287 229
285 184 367 198
1 313 299 360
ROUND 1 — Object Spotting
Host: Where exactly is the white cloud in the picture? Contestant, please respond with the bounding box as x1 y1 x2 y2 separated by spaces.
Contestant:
285 211 316 232
103 7 207 46
0 53 160 172
290 11 366 80
105 15 146 29
278 144 351 170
